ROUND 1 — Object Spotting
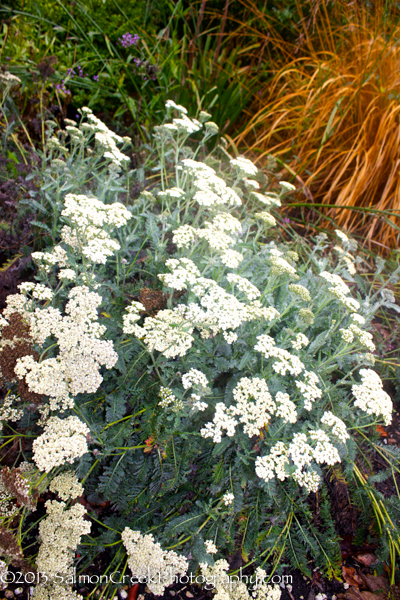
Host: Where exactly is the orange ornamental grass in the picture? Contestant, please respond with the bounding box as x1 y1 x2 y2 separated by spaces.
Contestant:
234 0 400 254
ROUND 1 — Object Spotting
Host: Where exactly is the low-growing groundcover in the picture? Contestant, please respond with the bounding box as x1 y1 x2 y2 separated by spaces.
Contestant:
0 98 399 600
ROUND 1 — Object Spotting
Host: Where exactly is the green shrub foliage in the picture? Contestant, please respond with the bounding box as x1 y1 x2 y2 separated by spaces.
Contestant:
0 101 399 599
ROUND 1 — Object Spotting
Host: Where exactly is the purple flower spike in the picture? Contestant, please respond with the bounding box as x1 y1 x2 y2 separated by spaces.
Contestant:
119 32 140 48
93 75 99 81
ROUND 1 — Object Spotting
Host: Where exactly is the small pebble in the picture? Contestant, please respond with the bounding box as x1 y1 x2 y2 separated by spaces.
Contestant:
343 583 350 590
332 595 337 600
14 590 23 597
120 592 128 599
286 585 293 593
170 593 176 597
300 596 304 599
5 591 14 599
186 593 194 598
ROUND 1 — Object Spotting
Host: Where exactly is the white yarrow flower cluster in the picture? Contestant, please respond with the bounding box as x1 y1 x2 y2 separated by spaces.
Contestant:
199 561 281 600
227 273 261 301
33 499 91 600
205 540 218 554
352 369 392 425
182 368 209 390
14 286 118 412
295 371 323 410
291 333 309 350
121 528 188 596
32 416 90 472
255 334 304 376
222 492 234 506
158 258 200 291
60 193 131 264
321 411 349 443
201 377 277 442
182 159 242 207
49 472 84 501
230 156 258 177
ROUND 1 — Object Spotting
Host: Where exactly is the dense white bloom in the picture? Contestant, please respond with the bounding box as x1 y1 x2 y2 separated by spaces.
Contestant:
232 377 276 437
122 528 188 596
256 442 289 482
223 331 238 344
288 433 314 470
165 99 188 114
244 179 260 189
335 230 349 242
255 334 304 376
200 560 281 600
123 301 145 333
182 368 209 390
292 468 320 493
60 193 130 263
35 500 91 579
159 258 201 290
230 156 258 176
295 371 322 410
212 212 242 234
275 392 298 424
321 411 349 443
320 271 350 294
350 313 366 325
199 224 234 251
291 333 309 350
158 187 185 198
227 273 261 301
201 402 238 443
205 540 218 554
172 224 197 248
202 377 276 442
352 369 392 425
251 191 281 207
340 328 354 344
309 429 341 465
13 287 117 411
0 394 24 429
220 249 244 268
191 397 208 411
130 308 195 358
32 416 90 472
279 181 296 192
222 492 234 506
182 159 242 207
58 269 77 281
49 472 84 501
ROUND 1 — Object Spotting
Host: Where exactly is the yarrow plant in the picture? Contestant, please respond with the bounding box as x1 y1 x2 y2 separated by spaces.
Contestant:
0 102 399 598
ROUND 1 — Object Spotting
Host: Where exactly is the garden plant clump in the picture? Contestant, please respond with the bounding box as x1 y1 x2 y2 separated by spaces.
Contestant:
0 99 399 599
